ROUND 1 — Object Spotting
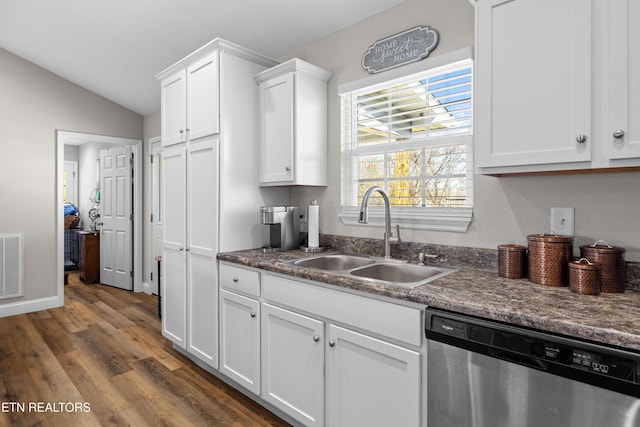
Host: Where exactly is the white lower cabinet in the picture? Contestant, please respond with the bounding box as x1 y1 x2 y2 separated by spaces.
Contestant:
261 272 423 427
217 264 424 426
219 289 260 395
326 324 421 427
261 303 325 426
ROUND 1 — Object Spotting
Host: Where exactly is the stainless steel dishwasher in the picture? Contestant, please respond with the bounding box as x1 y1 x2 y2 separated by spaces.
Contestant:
425 308 640 427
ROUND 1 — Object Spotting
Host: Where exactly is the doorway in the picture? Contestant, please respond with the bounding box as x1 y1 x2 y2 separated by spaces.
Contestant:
56 131 143 294
149 137 163 297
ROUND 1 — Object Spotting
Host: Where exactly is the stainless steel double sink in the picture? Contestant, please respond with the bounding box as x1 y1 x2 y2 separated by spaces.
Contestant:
284 253 457 288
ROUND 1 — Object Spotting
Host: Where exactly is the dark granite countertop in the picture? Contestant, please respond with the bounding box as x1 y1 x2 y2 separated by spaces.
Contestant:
218 248 640 352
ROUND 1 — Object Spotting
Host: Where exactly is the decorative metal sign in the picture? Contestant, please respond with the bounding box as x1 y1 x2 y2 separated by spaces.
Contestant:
362 26 439 74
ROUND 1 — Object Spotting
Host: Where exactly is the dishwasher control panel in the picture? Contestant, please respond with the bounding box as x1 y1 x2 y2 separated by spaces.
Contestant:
426 308 640 396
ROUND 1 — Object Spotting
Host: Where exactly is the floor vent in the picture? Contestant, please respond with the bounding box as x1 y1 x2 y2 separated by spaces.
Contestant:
0 234 24 299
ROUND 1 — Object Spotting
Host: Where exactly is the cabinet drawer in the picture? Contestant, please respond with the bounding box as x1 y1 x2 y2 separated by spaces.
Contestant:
263 274 422 347
219 263 260 297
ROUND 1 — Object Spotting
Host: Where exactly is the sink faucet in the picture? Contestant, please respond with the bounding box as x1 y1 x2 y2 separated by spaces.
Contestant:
358 186 401 258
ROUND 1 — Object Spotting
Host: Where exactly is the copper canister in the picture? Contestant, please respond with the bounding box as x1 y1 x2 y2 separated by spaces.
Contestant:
498 244 527 279
580 240 626 293
527 232 574 286
569 258 601 295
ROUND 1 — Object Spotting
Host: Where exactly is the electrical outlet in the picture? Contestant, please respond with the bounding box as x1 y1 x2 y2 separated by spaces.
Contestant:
550 207 575 236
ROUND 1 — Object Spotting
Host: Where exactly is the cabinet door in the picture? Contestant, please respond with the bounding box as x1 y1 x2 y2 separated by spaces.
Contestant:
261 303 324 427
161 69 187 147
259 73 295 184
220 289 260 394
327 325 421 427
187 54 220 141
608 0 640 160
161 146 187 348
476 0 592 169
186 137 219 367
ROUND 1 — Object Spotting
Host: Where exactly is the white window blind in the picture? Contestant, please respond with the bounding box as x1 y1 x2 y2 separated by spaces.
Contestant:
340 54 473 232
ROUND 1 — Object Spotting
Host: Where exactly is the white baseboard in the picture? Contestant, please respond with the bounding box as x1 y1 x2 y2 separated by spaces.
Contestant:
0 295 63 318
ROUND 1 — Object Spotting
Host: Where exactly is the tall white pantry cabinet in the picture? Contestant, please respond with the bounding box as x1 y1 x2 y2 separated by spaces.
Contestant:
156 39 285 369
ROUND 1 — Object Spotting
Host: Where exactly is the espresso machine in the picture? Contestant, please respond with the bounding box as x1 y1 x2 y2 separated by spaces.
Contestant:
260 206 300 252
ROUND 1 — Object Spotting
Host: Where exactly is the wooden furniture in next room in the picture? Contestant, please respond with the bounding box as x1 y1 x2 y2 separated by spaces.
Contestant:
77 231 100 284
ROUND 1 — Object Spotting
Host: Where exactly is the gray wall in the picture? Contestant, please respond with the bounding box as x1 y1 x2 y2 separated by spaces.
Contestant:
0 46 142 303
282 0 640 261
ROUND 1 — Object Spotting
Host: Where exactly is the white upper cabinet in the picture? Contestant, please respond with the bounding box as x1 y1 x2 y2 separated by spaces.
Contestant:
476 0 592 172
160 53 219 146
255 58 332 186
186 54 220 141
476 0 640 174
160 70 187 147
606 0 640 161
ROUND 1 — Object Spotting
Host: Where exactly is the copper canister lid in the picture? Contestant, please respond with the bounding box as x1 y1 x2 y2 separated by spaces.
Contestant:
579 240 626 254
569 258 601 271
527 231 573 243
498 243 526 251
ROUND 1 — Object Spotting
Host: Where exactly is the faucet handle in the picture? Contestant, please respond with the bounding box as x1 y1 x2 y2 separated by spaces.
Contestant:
389 224 402 245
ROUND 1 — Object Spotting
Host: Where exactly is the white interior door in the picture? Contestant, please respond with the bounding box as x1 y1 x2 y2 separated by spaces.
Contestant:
100 146 133 290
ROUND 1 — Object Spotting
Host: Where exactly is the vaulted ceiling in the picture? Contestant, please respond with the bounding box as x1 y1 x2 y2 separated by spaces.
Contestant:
0 0 407 115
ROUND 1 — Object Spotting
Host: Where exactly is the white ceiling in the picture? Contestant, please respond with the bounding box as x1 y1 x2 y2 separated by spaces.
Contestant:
0 0 408 116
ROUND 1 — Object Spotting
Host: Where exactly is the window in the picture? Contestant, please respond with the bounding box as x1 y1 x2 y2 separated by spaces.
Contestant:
339 49 473 232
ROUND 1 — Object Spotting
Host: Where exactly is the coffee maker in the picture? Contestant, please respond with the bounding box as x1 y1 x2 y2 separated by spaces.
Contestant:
260 206 300 253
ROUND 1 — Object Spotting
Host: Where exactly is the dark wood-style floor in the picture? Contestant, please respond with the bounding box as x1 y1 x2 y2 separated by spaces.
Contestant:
0 272 290 427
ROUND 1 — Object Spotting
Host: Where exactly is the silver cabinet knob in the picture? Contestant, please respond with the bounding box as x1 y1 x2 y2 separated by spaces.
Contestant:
185 128 190 132
232 277 239 283
179 129 184 134
285 166 291 172
179 247 185 251
576 134 587 143
313 335 320 342
250 312 256 318
328 340 335 347
613 129 625 139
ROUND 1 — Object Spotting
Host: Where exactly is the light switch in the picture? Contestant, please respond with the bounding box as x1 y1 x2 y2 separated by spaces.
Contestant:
550 207 575 236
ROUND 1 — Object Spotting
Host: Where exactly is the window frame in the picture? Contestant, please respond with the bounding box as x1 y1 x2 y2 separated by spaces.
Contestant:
338 48 474 233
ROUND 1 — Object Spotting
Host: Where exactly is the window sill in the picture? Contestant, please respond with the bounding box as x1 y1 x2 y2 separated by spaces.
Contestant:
339 206 473 233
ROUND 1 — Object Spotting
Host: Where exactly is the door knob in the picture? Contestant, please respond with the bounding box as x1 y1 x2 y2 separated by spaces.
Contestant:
576 134 587 143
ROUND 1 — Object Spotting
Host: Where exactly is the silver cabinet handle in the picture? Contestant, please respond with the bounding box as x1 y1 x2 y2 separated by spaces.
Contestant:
185 128 190 132
576 134 587 143
185 248 190 252
613 129 625 139
250 312 256 318
179 247 184 251
313 335 320 342
328 340 335 347
232 277 239 283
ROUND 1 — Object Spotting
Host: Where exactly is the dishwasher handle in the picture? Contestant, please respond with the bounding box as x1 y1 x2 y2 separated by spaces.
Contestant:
488 347 549 371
